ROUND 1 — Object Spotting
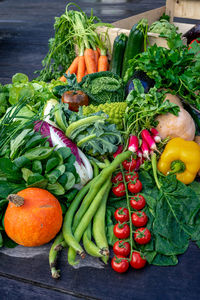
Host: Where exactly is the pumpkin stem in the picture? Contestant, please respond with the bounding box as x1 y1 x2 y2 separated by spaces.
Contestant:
7 194 24 207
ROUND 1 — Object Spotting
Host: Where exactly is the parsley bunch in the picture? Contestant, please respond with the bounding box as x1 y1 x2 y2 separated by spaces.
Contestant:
126 35 200 110
124 79 179 135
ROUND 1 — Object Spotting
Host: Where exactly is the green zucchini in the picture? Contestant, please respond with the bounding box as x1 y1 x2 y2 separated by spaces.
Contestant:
110 33 128 77
122 19 147 80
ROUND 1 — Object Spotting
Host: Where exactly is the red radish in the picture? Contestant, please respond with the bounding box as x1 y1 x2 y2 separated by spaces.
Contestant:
150 150 154 156
135 157 142 170
141 139 150 160
128 135 139 153
150 128 161 143
113 145 123 158
141 129 157 151
137 149 143 158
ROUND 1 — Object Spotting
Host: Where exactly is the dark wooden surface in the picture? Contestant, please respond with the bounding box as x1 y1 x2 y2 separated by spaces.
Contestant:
1 0 200 299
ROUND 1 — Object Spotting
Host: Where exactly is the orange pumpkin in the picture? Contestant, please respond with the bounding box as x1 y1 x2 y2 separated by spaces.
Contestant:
4 188 63 247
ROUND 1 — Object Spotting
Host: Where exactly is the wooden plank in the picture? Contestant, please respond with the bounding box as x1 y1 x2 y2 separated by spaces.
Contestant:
111 6 166 29
166 0 200 20
0 275 84 300
0 242 200 300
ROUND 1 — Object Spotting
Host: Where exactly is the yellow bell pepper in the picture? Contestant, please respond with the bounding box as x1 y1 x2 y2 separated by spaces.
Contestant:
157 137 200 184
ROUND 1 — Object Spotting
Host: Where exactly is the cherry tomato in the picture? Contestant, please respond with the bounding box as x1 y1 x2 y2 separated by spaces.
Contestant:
122 158 137 172
111 255 129 273
114 207 129 223
128 179 142 194
131 211 148 227
113 240 131 257
188 39 200 50
134 227 151 245
112 172 123 184
130 194 146 210
113 223 130 239
125 171 139 183
130 252 147 269
112 183 126 197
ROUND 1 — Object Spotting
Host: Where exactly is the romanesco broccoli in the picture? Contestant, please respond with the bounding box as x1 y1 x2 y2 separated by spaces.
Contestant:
83 102 127 130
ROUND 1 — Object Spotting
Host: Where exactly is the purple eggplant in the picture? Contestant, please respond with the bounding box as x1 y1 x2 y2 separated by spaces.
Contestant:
125 70 155 97
183 23 200 44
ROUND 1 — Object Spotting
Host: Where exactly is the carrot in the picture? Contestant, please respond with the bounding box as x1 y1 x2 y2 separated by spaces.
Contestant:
98 55 108 72
96 47 101 56
84 48 96 74
94 49 99 72
77 56 86 83
59 56 79 82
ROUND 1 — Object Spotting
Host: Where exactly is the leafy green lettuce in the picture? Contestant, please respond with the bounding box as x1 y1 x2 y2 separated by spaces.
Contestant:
137 170 200 266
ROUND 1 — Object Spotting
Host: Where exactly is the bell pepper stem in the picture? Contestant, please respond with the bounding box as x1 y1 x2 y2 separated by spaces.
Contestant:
151 153 161 190
167 160 186 175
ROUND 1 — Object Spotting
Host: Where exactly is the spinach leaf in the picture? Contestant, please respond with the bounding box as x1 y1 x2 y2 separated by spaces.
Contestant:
27 174 48 189
32 160 42 174
24 147 54 160
0 181 26 199
0 158 22 182
45 165 65 184
47 182 65 195
137 171 200 266
45 157 60 173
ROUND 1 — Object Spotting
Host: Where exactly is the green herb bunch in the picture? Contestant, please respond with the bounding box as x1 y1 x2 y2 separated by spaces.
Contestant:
126 35 200 110
124 79 179 135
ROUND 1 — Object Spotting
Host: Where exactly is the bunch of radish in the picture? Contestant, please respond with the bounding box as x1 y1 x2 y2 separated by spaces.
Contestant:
128 128 161 165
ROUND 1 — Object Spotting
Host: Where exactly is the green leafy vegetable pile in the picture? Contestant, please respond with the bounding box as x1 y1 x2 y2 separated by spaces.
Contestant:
0 73 65 114
52 104 123 156
124 80 180 135
53 72 125 106
149 19 178 37
135 169 200 266
0 125 80 247
80 72 125 105
125 35 200 110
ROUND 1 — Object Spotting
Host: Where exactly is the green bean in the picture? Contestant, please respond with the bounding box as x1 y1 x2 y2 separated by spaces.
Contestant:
62 180 92 257
49 232 67 279
93 182 111 263
68 179 112 265
91 160 99 178
72 151 132 232
62 161 100 256
83 223 103 258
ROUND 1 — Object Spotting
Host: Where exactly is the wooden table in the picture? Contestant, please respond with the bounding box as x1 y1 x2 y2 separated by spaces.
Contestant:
0 1 200 299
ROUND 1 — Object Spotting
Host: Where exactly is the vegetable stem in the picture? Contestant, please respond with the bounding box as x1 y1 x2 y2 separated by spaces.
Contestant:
168 160 186 175
77 134 97 147
120 164 134 260
49 232 67 279
151 153 161 190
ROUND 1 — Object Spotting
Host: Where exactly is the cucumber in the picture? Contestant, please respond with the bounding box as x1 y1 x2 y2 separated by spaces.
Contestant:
110 33 128 77
122 19 147 80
